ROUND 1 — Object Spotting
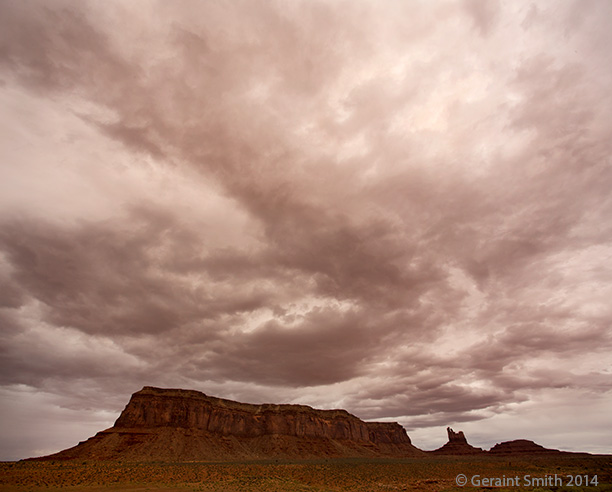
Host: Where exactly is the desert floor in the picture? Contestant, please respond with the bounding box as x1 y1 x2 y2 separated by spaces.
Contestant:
1 455 611 491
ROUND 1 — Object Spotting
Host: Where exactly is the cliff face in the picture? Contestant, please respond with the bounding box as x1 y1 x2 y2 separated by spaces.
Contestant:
114 387 372 442
366 422 412 445
33 388 583 461
40 387 422 461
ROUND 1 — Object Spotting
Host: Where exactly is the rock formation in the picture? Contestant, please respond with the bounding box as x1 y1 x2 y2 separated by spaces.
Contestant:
489 439 562 455
430 429 580 456
431 427 485 455
38 387 423 461
33 387 584 462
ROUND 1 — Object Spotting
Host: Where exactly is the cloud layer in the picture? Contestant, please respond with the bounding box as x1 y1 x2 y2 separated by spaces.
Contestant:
1 0 611 459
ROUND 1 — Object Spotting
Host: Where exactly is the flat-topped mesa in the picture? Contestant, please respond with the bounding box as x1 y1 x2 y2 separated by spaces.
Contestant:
114 386 373 442
38 386 423 461
489 439 562 455
31 387 584 461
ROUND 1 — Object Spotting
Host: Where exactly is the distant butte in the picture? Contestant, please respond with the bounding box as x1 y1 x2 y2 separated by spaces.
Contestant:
431 427 485 455
33 387 589 462
489 439 563 455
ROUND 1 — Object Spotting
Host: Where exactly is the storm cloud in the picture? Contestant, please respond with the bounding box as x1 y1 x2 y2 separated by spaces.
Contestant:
1 0 611 460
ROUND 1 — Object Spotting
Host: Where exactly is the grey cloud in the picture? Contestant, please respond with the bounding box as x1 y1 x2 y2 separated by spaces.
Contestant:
347 369 516 425
0 209 273 336
0 205 442 390
1 0 611 459
90 119 167 159
0 274 24 309
205 308 391 386
0 1 133 95
0 206 241 324
401 412 490 432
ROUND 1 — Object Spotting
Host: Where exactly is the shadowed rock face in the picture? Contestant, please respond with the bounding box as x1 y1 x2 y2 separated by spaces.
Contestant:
38 387 422 461
446 427 467 444
366 422 413 445
114 387 399 443
32 388 583 461
431 427 485 455
430 429 580 456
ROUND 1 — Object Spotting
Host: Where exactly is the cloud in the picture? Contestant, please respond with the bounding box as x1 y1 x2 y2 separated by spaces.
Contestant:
462 0 500 36
1 0 611 459
0 1 133 95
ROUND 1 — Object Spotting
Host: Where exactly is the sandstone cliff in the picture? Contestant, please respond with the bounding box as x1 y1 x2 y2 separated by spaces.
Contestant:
40 387 423 461
34 388 580 461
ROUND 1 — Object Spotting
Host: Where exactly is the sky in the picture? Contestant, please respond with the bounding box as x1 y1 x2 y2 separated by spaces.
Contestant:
0 0 611 461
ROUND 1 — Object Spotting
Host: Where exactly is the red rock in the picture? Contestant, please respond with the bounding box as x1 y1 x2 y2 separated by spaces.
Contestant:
431 427 485 455
37 387 424 461
489 439 562 455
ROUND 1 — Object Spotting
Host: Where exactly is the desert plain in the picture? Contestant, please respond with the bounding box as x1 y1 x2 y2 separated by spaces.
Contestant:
2 455 612 492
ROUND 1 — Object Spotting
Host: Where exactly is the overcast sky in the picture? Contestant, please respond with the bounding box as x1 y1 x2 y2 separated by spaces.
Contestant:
1 0 611 461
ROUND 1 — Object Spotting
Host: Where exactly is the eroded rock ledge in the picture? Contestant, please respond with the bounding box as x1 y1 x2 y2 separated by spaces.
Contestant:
39 386 422 461
34 387 584 461
114 386 410 444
